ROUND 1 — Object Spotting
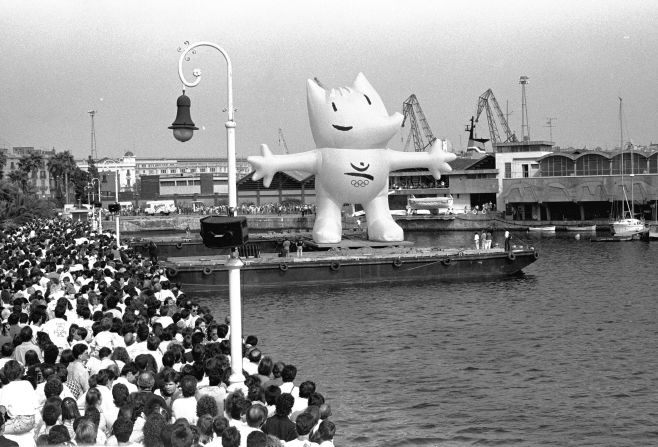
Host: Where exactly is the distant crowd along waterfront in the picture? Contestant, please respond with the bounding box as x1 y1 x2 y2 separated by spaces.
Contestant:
0 217 335 447
120 203 317 217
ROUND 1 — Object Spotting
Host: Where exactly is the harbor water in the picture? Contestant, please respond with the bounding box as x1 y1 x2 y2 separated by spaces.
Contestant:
191 231 658 446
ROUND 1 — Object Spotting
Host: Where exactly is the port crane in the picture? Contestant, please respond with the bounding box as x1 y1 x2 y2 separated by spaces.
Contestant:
471 89 518 146
401 94 436 152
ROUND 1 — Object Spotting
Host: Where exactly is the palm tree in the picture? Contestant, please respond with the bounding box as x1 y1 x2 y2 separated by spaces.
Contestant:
0 150 7 180
47 151 77 204
8 170 24 186
17 153 44 193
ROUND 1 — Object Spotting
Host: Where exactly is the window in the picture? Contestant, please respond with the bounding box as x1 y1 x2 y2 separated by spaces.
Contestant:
161 170 167 174
540 156 574 176
504 162 511 178
575 154 609 176
522 164 529 178
210 168 216 172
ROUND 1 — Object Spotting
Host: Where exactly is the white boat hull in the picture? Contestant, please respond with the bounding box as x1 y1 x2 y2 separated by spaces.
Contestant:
611 219 645 236
528 226 556 232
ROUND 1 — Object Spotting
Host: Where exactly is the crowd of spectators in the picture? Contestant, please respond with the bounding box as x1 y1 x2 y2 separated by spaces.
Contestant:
172 204 315 217
0 217 335 447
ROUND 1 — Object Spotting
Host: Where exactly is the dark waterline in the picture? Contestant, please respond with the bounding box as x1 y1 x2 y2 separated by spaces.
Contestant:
184 231 658 446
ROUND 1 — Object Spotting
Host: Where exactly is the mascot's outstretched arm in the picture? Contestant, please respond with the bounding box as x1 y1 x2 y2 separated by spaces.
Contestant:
387 139 457 179
247 144 320 188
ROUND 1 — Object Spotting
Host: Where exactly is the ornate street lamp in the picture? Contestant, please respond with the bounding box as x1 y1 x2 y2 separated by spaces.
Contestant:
171 41 245 390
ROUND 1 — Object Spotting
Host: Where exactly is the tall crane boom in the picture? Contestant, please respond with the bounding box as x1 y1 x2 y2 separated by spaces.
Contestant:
474 89 518 144
401 94 436 152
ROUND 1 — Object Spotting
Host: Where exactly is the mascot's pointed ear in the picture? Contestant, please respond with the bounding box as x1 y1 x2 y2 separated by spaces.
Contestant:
353 73 376 96
307 78 326 104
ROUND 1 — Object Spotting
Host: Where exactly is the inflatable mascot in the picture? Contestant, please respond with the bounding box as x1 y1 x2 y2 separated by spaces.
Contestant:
248 73 456 243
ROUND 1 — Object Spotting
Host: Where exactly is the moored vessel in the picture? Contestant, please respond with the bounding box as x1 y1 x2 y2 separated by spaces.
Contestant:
528 226 556 232
565 225 596 232
160 239 539 293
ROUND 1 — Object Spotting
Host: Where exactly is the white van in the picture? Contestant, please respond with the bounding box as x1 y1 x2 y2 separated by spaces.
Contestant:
145 200 177 215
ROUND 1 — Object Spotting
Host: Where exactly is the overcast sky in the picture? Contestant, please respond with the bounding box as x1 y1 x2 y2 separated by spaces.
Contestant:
1 0 657 161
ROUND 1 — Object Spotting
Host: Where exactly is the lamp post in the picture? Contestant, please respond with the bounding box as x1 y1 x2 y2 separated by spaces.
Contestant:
86 183 95 231
170 41 245 389
114 170 120 246
91 177 102 232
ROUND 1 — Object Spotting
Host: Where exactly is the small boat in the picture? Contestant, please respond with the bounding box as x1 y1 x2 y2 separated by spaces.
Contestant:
591 235 633 242
528 226 556 232
565 225 596 232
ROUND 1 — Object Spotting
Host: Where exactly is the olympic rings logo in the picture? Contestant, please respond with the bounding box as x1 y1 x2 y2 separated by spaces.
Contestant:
351 179 370 187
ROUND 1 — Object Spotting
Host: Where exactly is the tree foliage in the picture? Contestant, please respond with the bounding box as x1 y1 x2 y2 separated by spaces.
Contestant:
47 151 78 205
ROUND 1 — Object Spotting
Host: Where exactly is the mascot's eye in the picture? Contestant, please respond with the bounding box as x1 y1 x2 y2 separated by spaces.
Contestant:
364 94 371 105
331 102 337 112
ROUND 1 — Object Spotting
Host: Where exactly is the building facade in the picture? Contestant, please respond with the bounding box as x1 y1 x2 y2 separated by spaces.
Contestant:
0 146 55 198
502 148 658 221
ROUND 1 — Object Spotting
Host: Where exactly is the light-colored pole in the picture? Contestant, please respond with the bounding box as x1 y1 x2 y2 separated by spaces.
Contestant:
226 249 244 387
97 179 102 233
115 170 120 246
176 41 244 388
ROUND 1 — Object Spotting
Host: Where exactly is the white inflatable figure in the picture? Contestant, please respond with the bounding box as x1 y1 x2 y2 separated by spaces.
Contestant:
248 73 456 243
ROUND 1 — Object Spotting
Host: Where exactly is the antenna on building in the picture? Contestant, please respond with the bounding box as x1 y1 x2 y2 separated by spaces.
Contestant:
545 117 557 142
88 110 97 159
519 76 530 141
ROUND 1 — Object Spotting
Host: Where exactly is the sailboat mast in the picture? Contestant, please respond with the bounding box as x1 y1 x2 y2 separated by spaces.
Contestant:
631 141 635 217
619 97 625 217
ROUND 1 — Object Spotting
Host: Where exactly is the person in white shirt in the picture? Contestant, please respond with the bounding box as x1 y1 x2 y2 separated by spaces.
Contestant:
278 365 299 398
314 420 336 447
171 375 199 425
90 317 125 353
40 304 71 350
113 363 139 394
126 325 149 360
285 412 319 447
237 404 267 447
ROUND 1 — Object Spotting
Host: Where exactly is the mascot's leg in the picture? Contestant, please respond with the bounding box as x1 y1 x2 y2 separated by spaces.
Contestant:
364 190 403 241
312 186 343 244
